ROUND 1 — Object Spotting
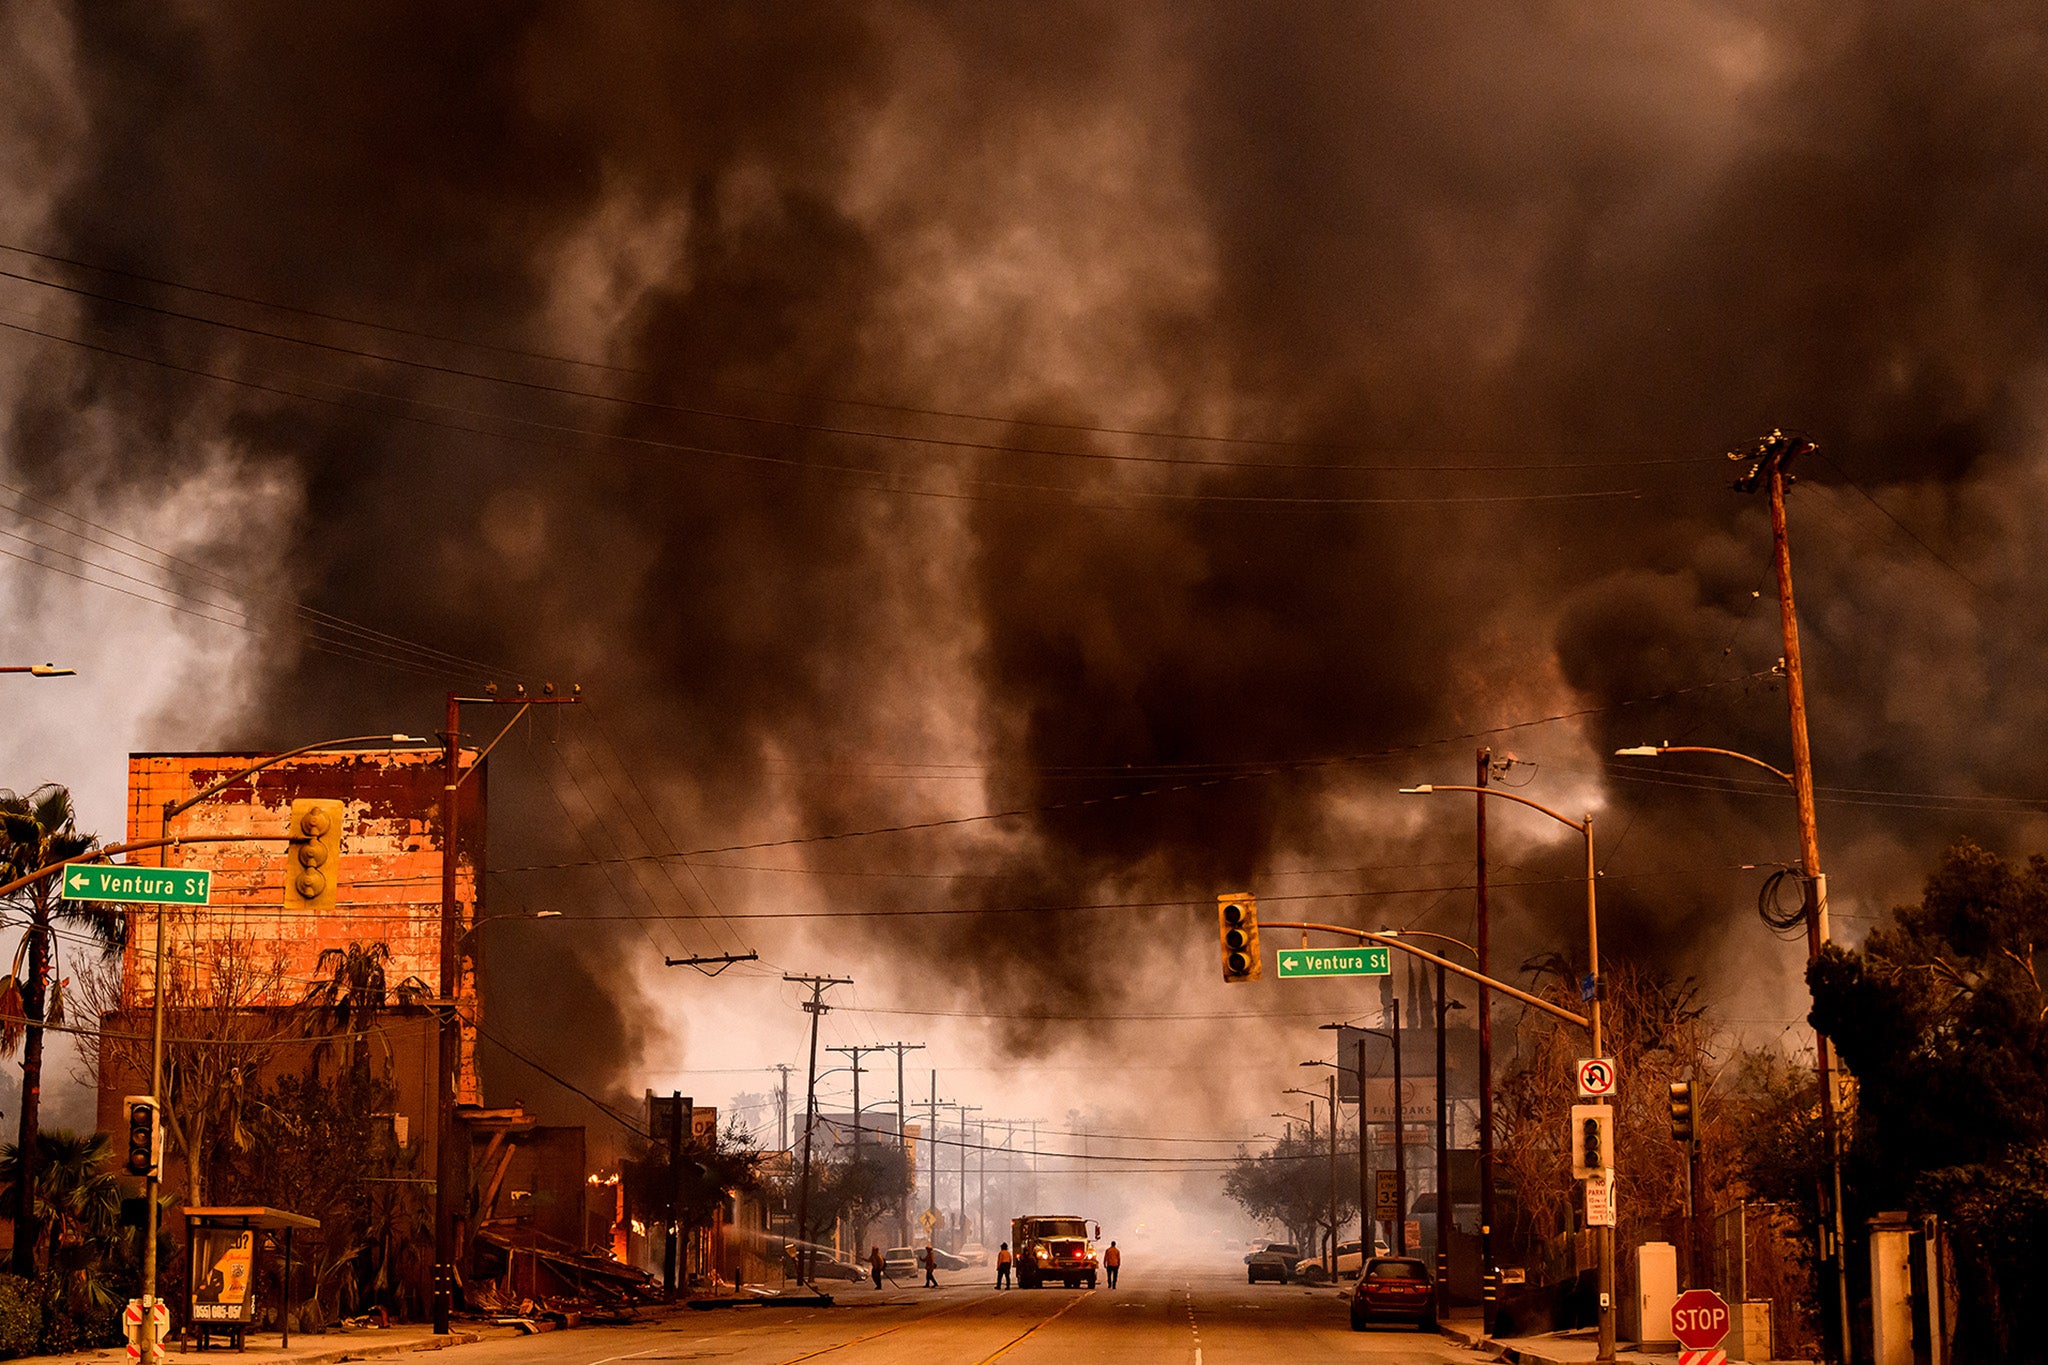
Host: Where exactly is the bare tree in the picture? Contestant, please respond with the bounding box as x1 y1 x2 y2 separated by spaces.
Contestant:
76 920 295 1206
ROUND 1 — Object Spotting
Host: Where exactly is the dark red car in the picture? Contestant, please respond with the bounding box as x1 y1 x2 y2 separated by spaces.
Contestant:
1349 1256 1436 1330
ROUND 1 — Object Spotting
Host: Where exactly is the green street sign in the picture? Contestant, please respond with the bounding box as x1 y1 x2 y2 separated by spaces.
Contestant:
58 864 211 906
1276 946 1390 979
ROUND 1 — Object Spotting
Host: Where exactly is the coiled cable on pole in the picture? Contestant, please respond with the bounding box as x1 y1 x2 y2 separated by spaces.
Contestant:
1757 867 1809 938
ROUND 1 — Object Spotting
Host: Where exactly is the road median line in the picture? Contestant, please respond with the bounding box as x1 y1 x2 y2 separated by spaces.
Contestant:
773 1291 1000 1364
970 1290 1094 1365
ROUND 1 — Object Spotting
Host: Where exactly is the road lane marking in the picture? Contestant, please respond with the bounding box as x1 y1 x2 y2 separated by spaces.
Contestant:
969 1290 1093 1364
773 1291 1000 1364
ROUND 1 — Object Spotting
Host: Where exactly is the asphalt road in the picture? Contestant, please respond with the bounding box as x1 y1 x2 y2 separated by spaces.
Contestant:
428 1258 1490 1365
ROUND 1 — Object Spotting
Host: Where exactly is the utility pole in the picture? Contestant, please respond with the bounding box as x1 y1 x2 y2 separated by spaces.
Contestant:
887 1042 925 1244
1327 1073 1339 1276
786 974 851 1286
827 1045 883 1155
1392 1002 1408 1256
435 685 578 1334
977 1117 987 1247
772 1064 793 1153
1357 1036 1370 1255
1476 746 1497 1336
1435 960 1451 1320
663 1091 691 1296
954 1105 981 1246
1732 428 1852 1362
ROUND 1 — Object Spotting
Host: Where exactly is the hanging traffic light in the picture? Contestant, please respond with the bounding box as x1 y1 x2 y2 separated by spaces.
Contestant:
1569 1103 1613 1178
123 1095 162 1179
283 797 345 914
1217 891 1262 982
1669 1080 1696 1144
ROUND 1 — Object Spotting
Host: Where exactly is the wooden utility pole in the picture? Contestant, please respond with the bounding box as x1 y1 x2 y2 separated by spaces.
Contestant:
1732 429 1852 1362
435 686 579 1334
888 1042 925 1244
1476 747 1497 1335
785 974 850 1285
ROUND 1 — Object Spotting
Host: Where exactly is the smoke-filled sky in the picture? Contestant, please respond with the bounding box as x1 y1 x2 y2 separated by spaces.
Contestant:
5 2 2047 1196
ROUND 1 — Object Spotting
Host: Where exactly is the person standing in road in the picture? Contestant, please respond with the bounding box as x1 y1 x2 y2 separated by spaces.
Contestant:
996 1242 1013 1289
869 1246 884 1289
1103 1241 1120 1288
923 1244 938 1288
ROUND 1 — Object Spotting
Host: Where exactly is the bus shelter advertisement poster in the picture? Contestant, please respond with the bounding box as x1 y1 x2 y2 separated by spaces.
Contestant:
192 1229 255 1323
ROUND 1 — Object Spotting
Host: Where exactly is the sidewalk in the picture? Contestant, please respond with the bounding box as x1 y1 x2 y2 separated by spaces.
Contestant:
3 1321 520 1365
1439 1312 1808 1365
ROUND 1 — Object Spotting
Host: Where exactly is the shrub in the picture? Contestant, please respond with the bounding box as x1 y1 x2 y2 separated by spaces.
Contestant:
0 1275 42 1359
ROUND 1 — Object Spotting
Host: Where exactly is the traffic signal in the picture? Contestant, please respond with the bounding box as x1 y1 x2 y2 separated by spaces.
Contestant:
1669 1079 1696 1143
123 1095 161 1179
1217 892 1262 982
1569 1103 1613 1178
283 797 345 913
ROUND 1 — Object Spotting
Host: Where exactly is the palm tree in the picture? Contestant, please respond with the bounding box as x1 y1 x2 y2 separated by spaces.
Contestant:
0 1128 124 1313
301 942 427 1081
0 785 125 1277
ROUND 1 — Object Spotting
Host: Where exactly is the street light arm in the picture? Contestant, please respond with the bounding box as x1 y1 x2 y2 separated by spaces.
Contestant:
1615 744 1794 785
1401 783 1586 833
1265 920 1589 1030
1376 927 1478 959
164 734 429 818
0 833 283 901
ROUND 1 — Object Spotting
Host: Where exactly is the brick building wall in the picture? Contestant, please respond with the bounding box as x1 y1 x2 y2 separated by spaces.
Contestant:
122 747 485 1100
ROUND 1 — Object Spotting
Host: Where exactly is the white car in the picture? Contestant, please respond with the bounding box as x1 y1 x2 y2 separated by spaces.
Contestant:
1334 1238 1393 1279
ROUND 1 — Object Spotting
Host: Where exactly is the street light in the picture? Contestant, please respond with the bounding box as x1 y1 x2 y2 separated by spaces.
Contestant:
139 731 428 1363
1321 1015 1406 1257
1376 929 1472 1314
1282 1086 1336 1274
1403 782 1615 1364
0 663 74 676
1616 741 1850 1342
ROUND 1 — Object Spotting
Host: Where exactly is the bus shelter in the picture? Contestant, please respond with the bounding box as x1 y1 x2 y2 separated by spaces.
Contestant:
182 1207 321 1350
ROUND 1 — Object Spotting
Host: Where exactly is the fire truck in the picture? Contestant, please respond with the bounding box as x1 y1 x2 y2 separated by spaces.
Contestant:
1010 1215 1099 1288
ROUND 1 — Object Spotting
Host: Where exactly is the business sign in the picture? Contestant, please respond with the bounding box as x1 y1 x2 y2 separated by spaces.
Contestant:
1364 1077 1437 1125
1276 947 1391 979
61 864 210 905
189 1228 254 1325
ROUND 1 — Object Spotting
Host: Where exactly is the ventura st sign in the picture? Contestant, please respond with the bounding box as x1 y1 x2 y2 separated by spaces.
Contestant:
1275 947 1391 978
60 864 211 905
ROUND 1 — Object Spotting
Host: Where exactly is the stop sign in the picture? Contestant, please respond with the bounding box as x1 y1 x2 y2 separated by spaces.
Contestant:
1671 1288 1731 1349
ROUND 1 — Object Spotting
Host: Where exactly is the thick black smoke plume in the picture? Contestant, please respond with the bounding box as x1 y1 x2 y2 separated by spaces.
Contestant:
6 2 2048 1129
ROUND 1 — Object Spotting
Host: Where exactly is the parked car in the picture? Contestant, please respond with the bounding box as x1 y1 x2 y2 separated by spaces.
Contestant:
1350 1256 1436 1330
1246 1243 1301 1283
788 1249 866 1283
885 1245 968 1275
1333 1238 1394 1278
956 1242 989 1267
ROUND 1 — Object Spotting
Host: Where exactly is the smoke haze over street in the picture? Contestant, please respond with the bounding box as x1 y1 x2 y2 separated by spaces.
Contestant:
5 1 2046 1198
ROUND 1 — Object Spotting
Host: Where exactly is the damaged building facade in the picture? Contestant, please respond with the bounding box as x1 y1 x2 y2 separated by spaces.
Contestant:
96 747 636 1311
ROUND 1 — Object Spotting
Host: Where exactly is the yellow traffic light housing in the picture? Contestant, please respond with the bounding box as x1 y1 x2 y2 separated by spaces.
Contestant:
284 797 344 913
1669 1080 1696 1144
123 1095 162 1179
1218 891 1261 982
1569 1103 1613 1178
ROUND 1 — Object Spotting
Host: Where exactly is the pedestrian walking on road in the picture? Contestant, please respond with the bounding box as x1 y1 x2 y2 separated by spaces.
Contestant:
996 1242 1013 1289
869 1246 884 1289
923 1245 939 1288
1104 1241 1121 1289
